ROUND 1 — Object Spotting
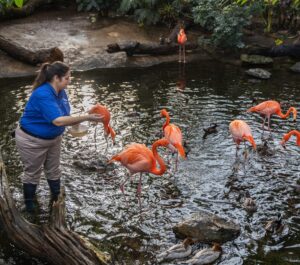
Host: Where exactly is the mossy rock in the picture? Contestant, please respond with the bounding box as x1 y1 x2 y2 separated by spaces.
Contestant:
241 54 273 65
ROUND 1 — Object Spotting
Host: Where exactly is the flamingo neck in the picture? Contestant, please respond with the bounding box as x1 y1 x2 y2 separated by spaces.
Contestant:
151 139 168 175
243 135 256 150
286 130 300 145
162 112 170 130
277 107 297 120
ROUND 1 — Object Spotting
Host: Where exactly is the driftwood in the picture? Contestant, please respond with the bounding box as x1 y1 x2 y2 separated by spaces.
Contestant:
106 41 198 56
0 35 63 65
0 151 109 265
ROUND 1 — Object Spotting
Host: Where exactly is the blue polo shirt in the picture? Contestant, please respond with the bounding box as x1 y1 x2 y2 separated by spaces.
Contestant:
20 83 71 139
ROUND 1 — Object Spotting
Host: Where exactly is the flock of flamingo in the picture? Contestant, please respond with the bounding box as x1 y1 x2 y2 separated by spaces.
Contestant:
83 28 300 264
230 100 299 153
88 99 299 203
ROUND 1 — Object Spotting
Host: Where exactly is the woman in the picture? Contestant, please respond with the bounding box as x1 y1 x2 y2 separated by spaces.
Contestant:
15 61 103 213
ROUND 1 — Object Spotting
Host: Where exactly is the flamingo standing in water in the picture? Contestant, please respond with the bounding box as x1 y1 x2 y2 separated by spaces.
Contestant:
229 120 256 154
247 100 297 131
177 27 187 63
281 130 300 147
161 109 186 171
88 103 116 153
108 138 169 202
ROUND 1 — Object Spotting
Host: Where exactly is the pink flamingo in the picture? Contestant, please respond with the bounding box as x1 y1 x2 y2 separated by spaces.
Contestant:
177 28 187 63
229 120 256 154
108 138 169 202
247 100 297 131
88 103 116 153
161 109 186 171
281 130 300 147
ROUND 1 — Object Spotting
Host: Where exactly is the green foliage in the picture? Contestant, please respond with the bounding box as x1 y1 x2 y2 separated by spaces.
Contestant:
193 0 252 48
119 0 190 26
0 0 24 13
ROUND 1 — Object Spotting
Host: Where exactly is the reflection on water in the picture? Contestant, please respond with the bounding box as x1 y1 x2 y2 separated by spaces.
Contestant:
0 62 300 265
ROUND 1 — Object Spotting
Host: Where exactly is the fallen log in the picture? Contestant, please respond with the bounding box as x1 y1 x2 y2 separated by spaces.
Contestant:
0 35 63 65
106 41 198 56
0 150 110 265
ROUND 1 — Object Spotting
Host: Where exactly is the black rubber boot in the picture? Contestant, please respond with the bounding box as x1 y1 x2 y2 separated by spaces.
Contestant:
47 179 61 202
23 183 37 213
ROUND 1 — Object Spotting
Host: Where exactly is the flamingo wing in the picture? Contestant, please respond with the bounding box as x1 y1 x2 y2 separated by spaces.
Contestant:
164 124 183 145
114 143 155 173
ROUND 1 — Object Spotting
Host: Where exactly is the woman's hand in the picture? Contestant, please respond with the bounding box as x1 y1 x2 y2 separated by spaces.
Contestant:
87 113 104 123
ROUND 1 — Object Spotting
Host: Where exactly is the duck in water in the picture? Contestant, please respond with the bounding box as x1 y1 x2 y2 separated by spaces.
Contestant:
184 243 222 265
203 123 218 139
265 213 284 234
157 238 194 262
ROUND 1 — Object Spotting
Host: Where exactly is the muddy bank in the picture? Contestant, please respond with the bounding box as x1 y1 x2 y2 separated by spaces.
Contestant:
0 8 208 78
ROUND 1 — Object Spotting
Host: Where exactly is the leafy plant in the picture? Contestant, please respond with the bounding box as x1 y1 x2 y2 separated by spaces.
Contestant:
193 0 253 48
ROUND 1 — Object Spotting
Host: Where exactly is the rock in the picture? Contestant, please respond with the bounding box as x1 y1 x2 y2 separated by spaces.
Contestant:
245 68 271 79
172 210 240 243
241 54 273 65
289 62 300 73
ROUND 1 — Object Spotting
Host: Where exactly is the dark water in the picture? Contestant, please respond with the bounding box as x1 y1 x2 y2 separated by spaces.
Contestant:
0 62 299 265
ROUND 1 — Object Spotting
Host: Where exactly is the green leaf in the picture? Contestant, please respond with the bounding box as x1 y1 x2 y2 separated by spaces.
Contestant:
14 0 23 8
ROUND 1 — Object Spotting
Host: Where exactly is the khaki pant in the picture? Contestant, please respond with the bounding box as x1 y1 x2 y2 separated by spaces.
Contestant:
15 127 62 185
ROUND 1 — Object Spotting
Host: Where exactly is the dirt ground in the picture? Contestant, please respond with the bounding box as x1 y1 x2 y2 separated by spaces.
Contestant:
0 8 204 78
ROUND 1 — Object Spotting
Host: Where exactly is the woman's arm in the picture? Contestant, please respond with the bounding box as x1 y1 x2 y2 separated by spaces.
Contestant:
52 114 103 127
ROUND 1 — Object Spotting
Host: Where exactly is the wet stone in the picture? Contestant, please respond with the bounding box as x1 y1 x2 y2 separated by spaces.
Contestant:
290 62 300 73
173 210 240 243
245 68 271 79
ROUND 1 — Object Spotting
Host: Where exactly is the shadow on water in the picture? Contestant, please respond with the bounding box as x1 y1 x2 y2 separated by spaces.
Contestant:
0 61 300 264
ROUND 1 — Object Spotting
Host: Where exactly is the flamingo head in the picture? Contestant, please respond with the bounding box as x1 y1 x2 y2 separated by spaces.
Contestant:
291 107 297 121
160 109 169 117
182 238 194 249
212 242 222 252
280 133 289 148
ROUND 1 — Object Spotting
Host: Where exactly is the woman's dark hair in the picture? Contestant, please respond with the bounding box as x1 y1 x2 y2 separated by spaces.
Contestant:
32 61 70 90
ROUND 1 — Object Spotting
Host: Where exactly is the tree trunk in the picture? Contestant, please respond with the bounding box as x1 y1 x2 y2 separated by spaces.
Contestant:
0 35 63 65
0 151 110 265
106 41 198 56
0 0 52 20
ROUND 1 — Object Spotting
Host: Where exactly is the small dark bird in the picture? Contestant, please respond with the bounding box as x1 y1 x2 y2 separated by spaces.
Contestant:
243 191 257 212
203 123 218 138
265 213 284 234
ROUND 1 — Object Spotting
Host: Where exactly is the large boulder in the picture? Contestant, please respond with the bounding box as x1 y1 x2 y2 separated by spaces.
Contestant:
172 210 240 243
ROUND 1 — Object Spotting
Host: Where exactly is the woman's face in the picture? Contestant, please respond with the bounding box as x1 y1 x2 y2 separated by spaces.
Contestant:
55 71 71 90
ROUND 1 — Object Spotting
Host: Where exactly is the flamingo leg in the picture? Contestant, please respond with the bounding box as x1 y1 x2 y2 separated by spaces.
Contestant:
179 45 182 63
104 136 109 156
137 173 143 207
261 116 267 131
120 173 131 194
183 45 186 63
94 125 98 151
174 152 179 172
268 116 271 131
